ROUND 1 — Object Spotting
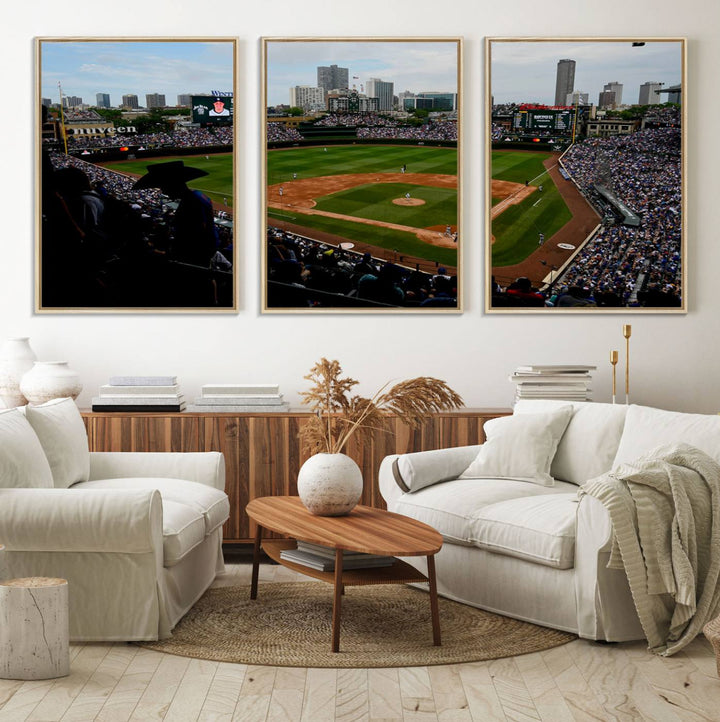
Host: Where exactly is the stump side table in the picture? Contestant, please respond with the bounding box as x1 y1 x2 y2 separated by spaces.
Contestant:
0 577 70 680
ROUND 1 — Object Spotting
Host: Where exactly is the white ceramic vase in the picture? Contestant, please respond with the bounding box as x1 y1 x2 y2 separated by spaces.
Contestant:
0 337 37 407
297 453 363 516
20 362 83 406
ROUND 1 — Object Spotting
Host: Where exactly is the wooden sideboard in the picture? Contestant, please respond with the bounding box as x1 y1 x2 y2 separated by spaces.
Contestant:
81 408 510 543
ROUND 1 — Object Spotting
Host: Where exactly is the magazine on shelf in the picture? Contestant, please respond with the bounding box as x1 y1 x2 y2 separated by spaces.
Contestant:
99 384 181 395
280 547 395 571
201 384 280 396
296 540 392 562
194 394 285 405
108 376 178 386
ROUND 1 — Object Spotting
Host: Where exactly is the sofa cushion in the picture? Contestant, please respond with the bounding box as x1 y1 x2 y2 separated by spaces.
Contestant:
613 404 720 469
162 500 207 567
0 408 54 488
392 477 578 554
24 398 90 489
471 494 578 569
460 407 573 486
514 400 627 485
73 477 229 535
393 445 483 493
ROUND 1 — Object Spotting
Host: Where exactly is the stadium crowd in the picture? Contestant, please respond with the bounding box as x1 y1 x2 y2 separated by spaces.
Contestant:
312 113 399 128
41 152 233 308
53 126 234 150
267 123 305 142
556 127 682 306
357 119 457 142
267 227 457 308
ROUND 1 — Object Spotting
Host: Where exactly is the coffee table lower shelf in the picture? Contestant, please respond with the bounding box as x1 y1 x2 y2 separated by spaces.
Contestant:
263 539 430 586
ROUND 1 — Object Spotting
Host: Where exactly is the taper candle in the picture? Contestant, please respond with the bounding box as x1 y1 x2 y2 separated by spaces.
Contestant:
623 325 632 404
610 350 619 404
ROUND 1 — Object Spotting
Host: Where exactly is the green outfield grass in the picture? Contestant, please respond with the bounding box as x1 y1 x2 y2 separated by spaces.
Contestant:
314 183 456 227
267 144 457 185
491 150 571 266
101 154 234 207
492 150 551 186
268 210 458 267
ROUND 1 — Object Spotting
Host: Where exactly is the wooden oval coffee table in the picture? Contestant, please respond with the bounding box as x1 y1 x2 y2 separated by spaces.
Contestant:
246 496 443 653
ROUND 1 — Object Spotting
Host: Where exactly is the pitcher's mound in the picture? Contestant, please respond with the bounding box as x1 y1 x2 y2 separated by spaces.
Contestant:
393 197 425 206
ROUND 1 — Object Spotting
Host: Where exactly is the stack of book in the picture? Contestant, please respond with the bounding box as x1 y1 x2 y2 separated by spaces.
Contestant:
510 365 596 402
189 384 290 413
92 376 185 412
280 540 395 572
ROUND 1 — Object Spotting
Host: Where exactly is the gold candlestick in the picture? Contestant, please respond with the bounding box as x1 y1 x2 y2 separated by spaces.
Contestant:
610 350 619 404
623 325 632 404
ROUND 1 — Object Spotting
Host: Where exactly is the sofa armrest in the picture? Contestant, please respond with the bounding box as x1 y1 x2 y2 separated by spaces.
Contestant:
0 488 163 553
379 445 483 505
89 452 225 491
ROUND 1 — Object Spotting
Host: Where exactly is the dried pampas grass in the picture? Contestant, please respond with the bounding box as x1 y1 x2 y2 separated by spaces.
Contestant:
299 358 463 454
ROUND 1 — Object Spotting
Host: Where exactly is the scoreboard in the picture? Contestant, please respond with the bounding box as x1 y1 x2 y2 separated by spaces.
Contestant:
513 109 574 132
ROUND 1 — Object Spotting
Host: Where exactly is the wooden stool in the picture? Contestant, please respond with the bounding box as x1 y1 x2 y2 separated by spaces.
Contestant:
0 577 69 680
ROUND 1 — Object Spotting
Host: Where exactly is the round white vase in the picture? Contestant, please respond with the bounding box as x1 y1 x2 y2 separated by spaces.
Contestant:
20 362 83 406
0 337 37 407
297 453 363 516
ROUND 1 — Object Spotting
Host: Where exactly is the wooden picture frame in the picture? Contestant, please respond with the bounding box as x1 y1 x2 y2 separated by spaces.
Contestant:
36 37 238 313
486 37 686 313
262 37 462 313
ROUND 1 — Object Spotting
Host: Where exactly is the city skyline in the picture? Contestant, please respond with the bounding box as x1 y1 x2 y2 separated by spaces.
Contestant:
266 40 459 107
490 40 683 106
40 40 234 108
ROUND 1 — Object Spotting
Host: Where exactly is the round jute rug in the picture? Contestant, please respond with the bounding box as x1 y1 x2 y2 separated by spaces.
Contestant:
138 583 576 668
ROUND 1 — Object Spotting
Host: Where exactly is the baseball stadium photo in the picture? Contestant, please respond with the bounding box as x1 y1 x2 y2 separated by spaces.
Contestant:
38 39 237 311
264 39 461 311
488 38 685 311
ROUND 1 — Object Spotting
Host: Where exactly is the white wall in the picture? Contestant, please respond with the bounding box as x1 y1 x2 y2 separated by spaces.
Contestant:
2 0 719 413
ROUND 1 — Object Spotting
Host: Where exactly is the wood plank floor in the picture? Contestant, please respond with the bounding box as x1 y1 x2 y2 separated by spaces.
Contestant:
1 561 718 721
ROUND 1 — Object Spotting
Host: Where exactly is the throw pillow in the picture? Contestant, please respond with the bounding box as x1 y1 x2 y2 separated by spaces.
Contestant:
24 398 90 489
459 406 573 486
0 408 54 488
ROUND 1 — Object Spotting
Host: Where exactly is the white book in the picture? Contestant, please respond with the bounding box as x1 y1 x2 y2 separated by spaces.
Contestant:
188 403 290 413
510 375 591 384
196 394 284 405
515 365 596 374
202 384 280 396
100 385 180 395
108 376 177 386
92 396 185 405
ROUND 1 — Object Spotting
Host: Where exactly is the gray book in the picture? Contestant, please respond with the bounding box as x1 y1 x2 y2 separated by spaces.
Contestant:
109 376 177 386
202 384 279 395
194 394 284 405
188 403 290 413
100 384 181 395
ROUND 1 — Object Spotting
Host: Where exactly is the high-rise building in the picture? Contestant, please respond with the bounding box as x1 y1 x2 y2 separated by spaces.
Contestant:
95 93 111 108
289 86 325 112
122 94 139 109
41 98 52 107
602 82 623 106
63 96 83 108
317 65 349 96
554 59 576 106
177 94 192 107
365 78 394 111
598 91 617 109
145 93 166 108
639 82 662 105
566 91 589 106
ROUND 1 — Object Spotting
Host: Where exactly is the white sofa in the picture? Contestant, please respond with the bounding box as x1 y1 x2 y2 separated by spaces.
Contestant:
0 398 229 641
379 400 720 642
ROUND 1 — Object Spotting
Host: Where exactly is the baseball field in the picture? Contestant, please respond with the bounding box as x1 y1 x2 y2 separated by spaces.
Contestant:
267 145 459 269
102 153 234 208
491 150 572 268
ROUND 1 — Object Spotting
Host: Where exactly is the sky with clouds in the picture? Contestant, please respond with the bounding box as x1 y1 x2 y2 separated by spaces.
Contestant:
40 40 234 106
490 40 683 106
266 40 459 107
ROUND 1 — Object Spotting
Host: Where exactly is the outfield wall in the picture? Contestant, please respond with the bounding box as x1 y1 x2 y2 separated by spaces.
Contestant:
268 138 458 150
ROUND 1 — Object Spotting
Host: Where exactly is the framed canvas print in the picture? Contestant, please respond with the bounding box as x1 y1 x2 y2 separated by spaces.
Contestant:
37 37 237 312
486 38 686 313
262 37 462 312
